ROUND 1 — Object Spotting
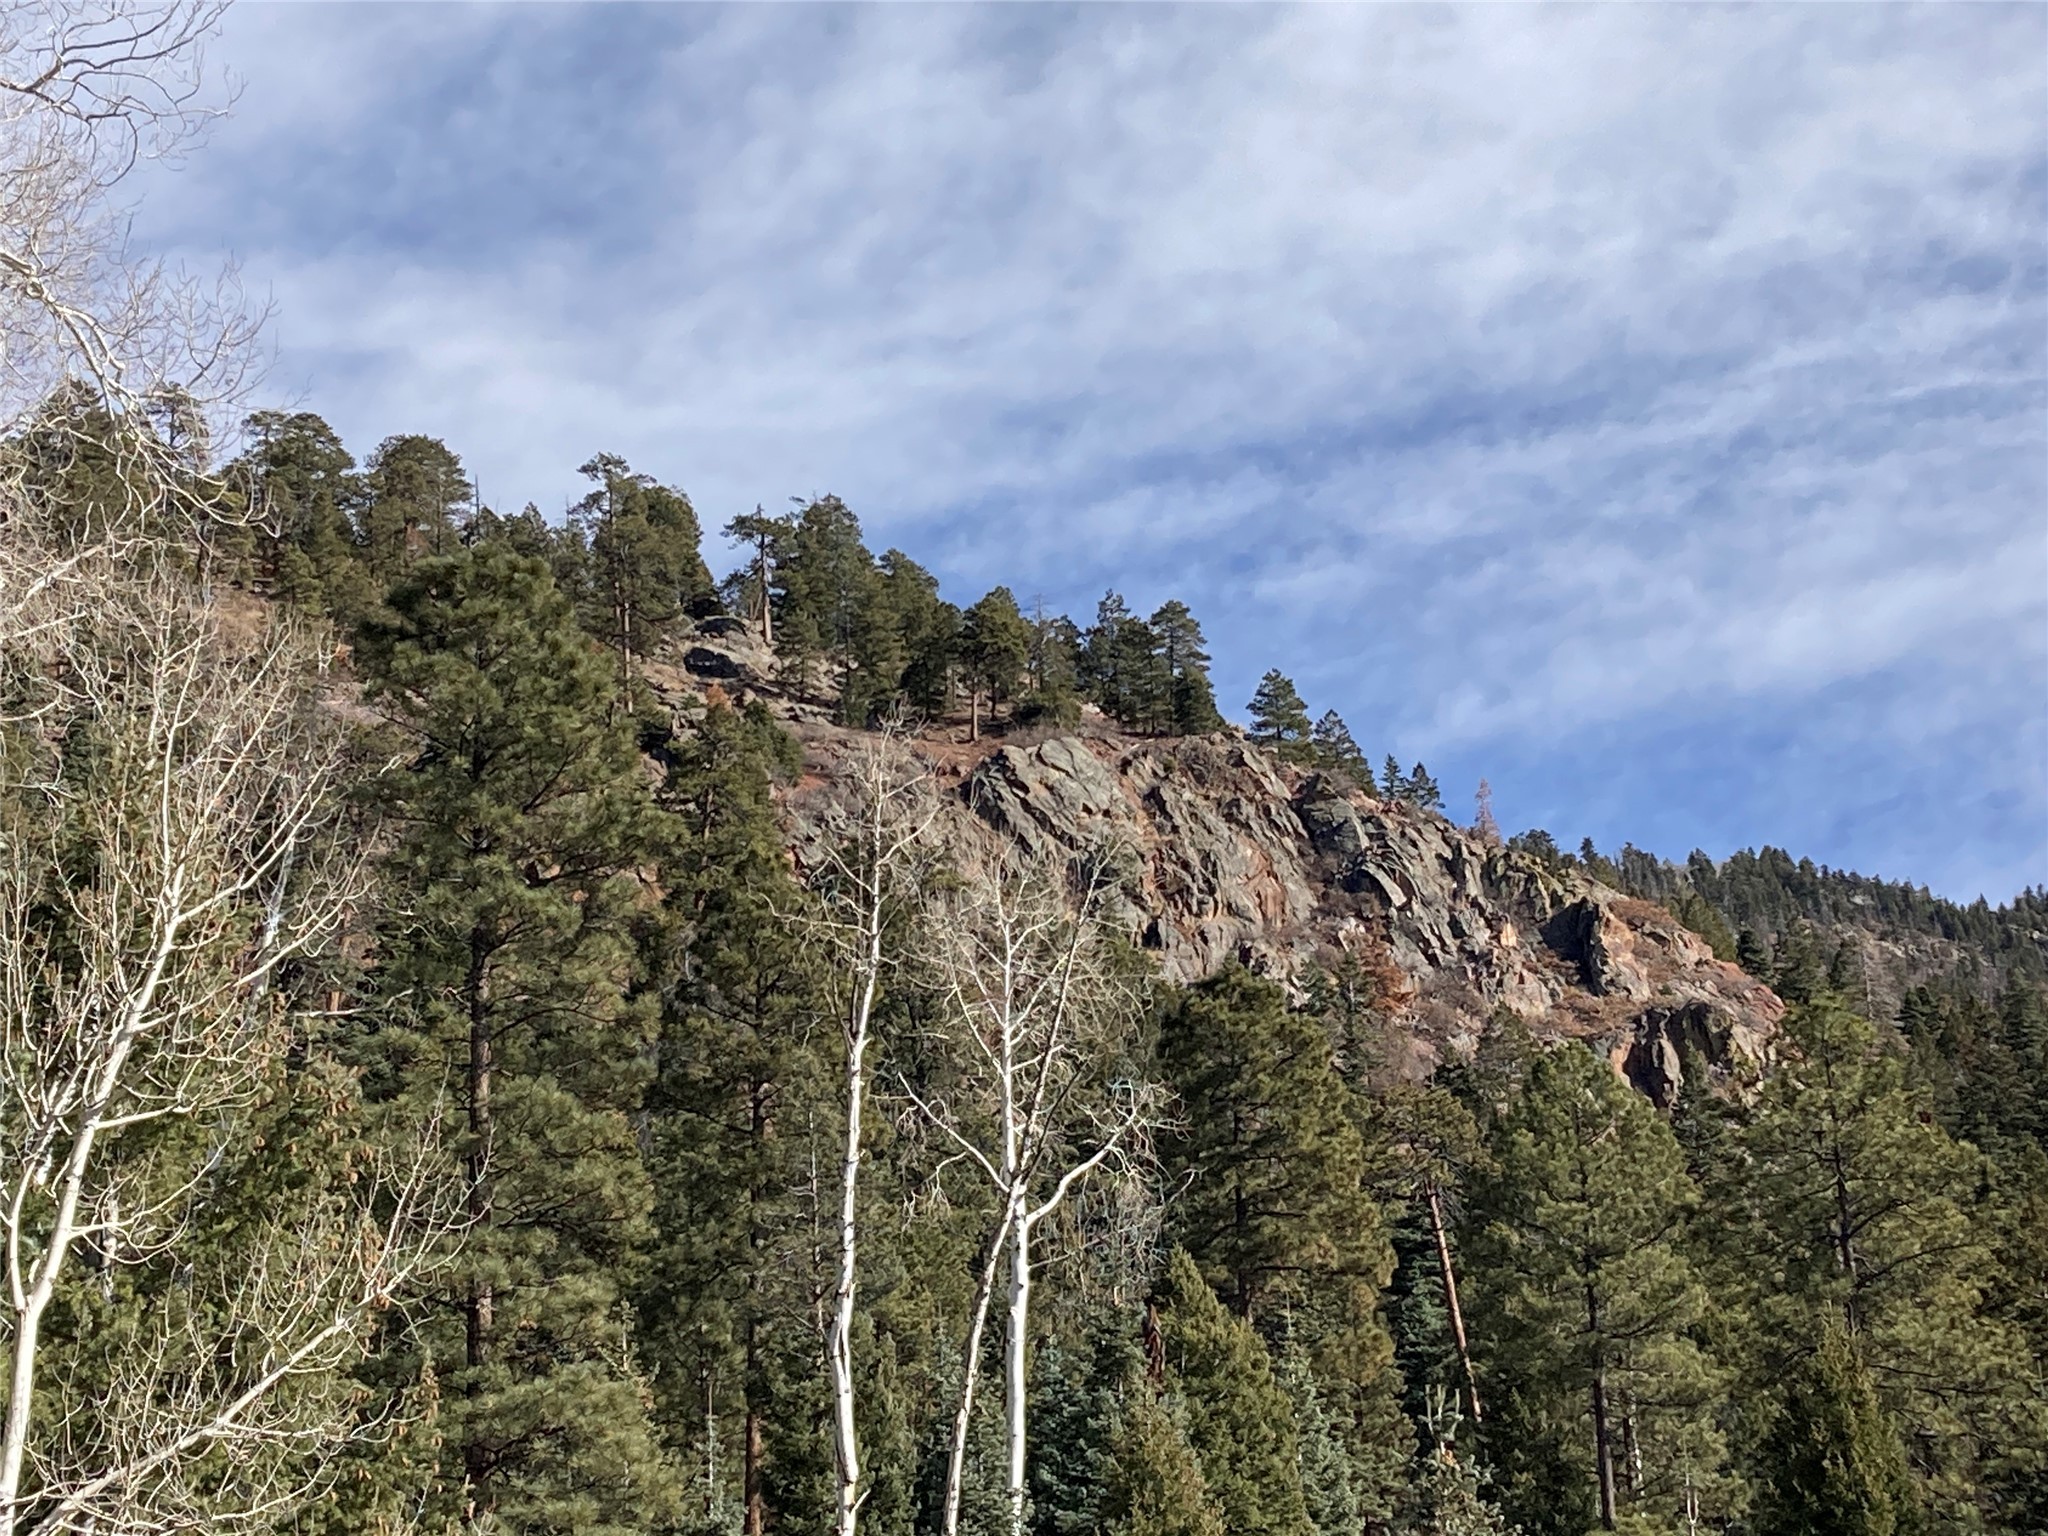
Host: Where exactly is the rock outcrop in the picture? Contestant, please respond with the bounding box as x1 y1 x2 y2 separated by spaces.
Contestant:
780 725 1784 1089
649 629 1785 1093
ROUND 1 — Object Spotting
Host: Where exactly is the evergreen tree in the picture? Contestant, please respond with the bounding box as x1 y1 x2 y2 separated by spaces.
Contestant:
1152 1249 1313 1536
1097 1383 1227 1536
1736 925 1773 979
1080 591 1139 725
880 549 960 720
1772 921 1828 1005
1020 602 1083 728
569 451 713 696
1029 1319 1136 1536
960 585 1032 738
1309 710 1370 786
1755 1309 1918 1536
1382 754 1408 801
1278 1334 1361 1536
1731 998 2047 1524
772 494 879 716
1156 968 1391 1321
361 432 470 580
1247 670 1312 760
355 542 678 1533
1150 600 1224 736
1406 762 1444 812
636 691 827 1536
1464 1044 1732 1534
230 408 372 619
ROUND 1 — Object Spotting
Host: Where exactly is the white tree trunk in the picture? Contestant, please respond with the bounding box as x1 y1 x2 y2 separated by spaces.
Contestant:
1005 1208 1032 1536
939 1222 1008 1536
828 954 876 1536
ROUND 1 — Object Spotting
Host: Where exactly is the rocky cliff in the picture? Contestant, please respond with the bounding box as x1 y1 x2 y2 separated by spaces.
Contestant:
660 620 1786 1104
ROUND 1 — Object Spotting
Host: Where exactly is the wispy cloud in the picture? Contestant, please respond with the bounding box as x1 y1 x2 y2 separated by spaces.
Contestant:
138 2 2047 901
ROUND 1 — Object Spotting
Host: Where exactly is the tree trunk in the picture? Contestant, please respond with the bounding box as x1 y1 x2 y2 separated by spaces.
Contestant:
746 1079 771 1536
463 934 496 1505
828 928 881 1536
941 1220 1009 1536
1425 1179 1483 1426
1005 1208 1032 1536
744 1320 766 1536
1588 1286 1616 1531
969 687 981 742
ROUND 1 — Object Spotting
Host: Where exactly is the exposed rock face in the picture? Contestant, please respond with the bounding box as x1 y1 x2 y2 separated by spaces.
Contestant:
771 727 1787 1085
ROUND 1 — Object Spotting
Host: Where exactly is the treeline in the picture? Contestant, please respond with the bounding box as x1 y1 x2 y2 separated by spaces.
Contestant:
5 400 2045 1536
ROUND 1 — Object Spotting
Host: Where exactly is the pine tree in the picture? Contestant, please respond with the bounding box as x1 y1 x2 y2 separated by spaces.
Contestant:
355 541 679 1533
1156 968 1391 1321
1736 925 1773 979
879 549 960 721
1732 997 2047 1524
1309 710 1370 786
1152 1249 1314 1536
361 432 470 580
1382 754 1407 801
230 408 372 620
1028 1319 1136 1536
635 691 827 1536
960 586 1032 739
1020 602 1083 728
1464 1044 1731 1535
569 452 713 699
1098 1383 1227 1536
1754 1309 1917 1536
1406 763 1444 812
1080 591 1154 728
1247 670 1312 760
1150 600 1223 736
1772 921 1827 1004
1278 1333 1361 1536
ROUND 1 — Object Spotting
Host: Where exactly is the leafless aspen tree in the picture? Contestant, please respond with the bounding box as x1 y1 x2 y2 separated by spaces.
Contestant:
0 551 456 1534
902 847 1157 1536
806 738 936 1536
2 0 261 515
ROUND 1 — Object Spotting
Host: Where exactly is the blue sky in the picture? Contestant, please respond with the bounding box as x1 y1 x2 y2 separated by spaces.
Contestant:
136 3 2046 902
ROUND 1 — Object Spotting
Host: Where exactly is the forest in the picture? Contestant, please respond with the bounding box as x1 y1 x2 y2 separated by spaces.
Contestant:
2 7 2045 1536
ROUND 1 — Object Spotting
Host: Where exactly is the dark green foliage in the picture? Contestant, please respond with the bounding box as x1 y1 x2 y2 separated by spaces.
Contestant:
1755 1310 1918 1536
1310 710 1370 786
1736 924 1773 978
361 432 470 579
960 585 1032 735
569 451 714 680
1156 968 1392 1320
1727 998 2047 1525
355 541 678 1532
1097 1384 1226 1536
1464 1044 1732 1534
1149 600 1224 735
229 408 374 620
1247 669 1312 759
1152 1249 1313 1536
1278 1334 1362 1536
1405 763 1443 812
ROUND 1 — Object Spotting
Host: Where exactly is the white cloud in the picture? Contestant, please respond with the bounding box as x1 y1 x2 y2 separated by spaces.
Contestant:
135 2 2048 898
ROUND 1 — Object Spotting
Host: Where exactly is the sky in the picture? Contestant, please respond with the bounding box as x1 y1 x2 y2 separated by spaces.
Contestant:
132 2 2048 904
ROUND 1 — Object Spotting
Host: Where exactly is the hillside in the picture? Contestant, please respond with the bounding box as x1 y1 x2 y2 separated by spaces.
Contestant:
665 615 1789 1107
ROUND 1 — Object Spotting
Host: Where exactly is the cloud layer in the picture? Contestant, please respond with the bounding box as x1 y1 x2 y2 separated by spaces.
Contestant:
137 3 2048 901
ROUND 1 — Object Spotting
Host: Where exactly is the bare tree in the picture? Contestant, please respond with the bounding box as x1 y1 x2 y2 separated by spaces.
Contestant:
804 737 936 1536
0 550 456 1534
901 846 1157 1536
2 0 263 528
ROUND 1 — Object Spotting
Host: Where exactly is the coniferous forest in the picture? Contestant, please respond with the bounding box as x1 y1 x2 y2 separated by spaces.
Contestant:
2 9 2044 1536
